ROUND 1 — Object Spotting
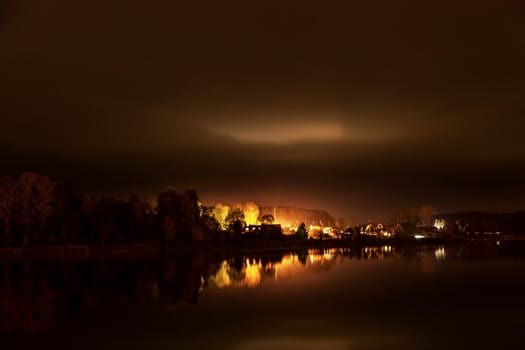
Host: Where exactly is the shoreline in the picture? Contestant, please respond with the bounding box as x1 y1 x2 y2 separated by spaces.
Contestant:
0 235 521 261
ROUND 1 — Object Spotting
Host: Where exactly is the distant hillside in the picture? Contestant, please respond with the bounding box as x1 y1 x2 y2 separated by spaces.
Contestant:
259 207 335 227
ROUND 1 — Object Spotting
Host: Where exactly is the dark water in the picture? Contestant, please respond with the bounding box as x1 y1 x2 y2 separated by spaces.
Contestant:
1 242 525 349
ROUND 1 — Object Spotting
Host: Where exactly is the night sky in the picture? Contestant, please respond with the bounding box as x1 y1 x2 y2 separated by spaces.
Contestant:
1 0 524 222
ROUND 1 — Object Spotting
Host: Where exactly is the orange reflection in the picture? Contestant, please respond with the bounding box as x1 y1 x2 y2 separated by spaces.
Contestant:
209 250 345 288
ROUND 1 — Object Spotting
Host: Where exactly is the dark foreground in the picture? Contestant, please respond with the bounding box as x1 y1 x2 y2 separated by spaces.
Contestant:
1 240 524 350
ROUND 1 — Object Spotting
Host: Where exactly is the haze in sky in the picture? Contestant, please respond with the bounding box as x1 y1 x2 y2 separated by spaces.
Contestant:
1 0 524 221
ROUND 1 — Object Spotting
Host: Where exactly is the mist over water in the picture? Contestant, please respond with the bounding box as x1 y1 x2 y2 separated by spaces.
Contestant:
1 242 525 349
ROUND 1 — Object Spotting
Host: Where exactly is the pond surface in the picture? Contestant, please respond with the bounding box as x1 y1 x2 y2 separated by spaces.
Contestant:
1 242 525 350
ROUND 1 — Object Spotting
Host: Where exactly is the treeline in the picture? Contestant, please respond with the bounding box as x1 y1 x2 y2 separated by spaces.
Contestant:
0 172 234 247
434 211 525 235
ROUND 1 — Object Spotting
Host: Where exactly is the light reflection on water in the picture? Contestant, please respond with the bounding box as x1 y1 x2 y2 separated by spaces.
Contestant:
208 246 451 289
1 242 525 350
210 248 347 289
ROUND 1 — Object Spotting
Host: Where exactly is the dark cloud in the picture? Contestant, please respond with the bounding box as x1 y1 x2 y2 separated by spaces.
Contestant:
1 0 524 221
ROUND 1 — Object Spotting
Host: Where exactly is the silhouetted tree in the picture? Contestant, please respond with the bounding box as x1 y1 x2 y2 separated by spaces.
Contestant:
127 195 155 242
259 214 275 224
157 189 202 243
225 208 245 242
226 208 245 229
296 222 308 240
200 208 221 232
89 197 127 245
0 173 62 245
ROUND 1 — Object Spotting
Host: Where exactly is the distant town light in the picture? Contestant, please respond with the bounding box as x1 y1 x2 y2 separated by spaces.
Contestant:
434 219 446 231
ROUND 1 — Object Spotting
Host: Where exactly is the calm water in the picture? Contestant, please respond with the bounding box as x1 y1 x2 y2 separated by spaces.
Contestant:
1 242 525 350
